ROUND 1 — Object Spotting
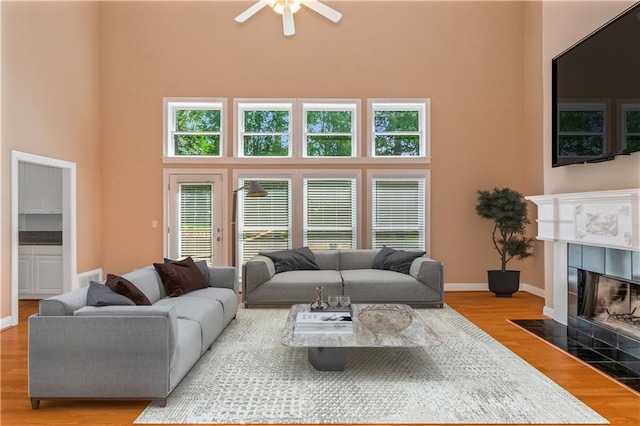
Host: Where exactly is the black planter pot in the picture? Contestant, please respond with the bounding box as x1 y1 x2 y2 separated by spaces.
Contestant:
487 270 520 297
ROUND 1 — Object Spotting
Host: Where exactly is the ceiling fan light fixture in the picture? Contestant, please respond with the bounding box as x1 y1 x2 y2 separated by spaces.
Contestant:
272 0 302 15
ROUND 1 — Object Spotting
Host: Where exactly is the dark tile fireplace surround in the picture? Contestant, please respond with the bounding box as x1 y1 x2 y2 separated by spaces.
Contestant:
515 244 640 392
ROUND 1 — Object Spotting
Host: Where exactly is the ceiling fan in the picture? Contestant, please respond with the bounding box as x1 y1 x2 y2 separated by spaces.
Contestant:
235 0 342 37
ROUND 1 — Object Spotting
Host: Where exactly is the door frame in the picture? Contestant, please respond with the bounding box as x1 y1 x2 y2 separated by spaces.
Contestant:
163 168 228 265
10 151 77 326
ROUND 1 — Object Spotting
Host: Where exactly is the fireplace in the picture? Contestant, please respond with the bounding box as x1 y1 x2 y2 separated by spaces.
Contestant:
581 272 640 340
568 243 640 373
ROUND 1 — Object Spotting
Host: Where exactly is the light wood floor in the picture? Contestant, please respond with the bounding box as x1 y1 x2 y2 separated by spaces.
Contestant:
2 292 638 426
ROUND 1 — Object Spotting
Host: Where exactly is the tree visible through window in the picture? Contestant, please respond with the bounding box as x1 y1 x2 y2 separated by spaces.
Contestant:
371 102 428 157
304 103 357 157
239 105 292 157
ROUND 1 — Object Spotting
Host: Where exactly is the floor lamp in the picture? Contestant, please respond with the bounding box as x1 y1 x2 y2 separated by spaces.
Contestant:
231 181 267 267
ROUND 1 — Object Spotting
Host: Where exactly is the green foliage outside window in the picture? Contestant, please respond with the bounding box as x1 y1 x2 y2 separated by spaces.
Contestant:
557 110 604 156
373 110 421 156
306 110 353 156
174 109 221 156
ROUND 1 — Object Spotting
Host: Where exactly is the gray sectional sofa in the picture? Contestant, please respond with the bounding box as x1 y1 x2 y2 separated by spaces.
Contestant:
28 264 238 409
242 248 444 308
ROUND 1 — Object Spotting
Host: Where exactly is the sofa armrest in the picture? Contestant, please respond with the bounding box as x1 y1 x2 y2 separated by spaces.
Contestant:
207 266 238 293
242 255 276 295
28 311 172 401
410 257 444 293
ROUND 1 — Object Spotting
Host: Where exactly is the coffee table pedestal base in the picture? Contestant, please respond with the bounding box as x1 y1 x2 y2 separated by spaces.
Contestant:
308 347 346 371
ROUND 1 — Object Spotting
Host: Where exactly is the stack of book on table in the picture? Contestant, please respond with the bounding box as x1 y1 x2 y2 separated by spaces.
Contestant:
294 311 353 334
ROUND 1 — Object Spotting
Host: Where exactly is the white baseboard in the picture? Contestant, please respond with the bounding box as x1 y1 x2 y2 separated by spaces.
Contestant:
444 283 488 292
1 316 15 330
444 282 545 298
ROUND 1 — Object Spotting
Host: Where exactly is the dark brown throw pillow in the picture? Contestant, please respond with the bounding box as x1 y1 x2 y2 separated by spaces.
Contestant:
105 274 152 306
153 256 208 297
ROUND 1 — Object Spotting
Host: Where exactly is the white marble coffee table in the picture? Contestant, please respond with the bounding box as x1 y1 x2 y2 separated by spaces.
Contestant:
282 303 440 371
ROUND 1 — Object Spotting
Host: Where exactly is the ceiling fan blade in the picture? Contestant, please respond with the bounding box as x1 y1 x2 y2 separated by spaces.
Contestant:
302 0 342 23
235 0 269 23
282 5 295 36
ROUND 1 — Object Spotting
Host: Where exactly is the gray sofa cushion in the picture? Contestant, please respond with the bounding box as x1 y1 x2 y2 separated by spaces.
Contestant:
339 249 380 270
181 287 239 325
247 270 343 303
154 297 224 352
86 281 135 306
313 250 340 270
342 269 441 303
121 267 166 304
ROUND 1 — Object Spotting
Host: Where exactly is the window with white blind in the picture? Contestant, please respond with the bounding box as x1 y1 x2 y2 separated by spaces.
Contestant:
371 178 425 250
238 178 292 265
304 178 357 249
178 184 214 263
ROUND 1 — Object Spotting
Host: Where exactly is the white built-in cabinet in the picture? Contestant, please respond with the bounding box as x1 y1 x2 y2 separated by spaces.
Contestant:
19 246 63 298
18 163 63 214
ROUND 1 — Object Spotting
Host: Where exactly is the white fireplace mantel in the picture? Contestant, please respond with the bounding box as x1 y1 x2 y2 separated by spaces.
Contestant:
526 188 640 251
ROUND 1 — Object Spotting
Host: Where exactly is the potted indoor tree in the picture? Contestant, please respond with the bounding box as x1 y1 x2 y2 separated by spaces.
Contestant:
475 187 535 297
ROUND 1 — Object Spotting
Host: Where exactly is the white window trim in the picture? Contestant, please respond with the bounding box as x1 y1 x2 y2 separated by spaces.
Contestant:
301 99 360 158
162 168 229 264
234 99 296 158
163 97 227 159
367 169 431 256
367 98 431 160
618 100 640 152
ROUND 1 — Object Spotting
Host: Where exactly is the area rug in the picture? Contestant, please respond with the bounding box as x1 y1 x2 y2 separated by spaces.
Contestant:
135 306 609 424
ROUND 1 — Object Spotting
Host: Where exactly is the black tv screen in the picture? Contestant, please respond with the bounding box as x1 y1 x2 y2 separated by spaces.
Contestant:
552 2 640 167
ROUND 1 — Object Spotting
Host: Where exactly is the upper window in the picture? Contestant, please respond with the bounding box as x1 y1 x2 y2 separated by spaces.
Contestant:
165 99 224 157
303 102 358 157
237 102 293 157
369 100 429 157
557 102 607 157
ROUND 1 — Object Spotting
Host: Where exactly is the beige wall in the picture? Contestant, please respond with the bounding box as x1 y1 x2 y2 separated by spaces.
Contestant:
540 0 639 309
1 1 103 318
100 0 542 282
1 1 546 321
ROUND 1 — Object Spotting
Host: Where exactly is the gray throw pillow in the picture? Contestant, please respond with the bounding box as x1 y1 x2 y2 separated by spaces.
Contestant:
86 281 135 307
372 246 426 275
260 247 320 274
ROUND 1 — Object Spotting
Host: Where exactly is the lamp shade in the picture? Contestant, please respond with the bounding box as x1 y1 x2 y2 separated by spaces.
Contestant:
246 181 267 197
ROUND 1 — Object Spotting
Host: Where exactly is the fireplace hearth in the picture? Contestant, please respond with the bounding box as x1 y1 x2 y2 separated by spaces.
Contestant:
568 244 640 374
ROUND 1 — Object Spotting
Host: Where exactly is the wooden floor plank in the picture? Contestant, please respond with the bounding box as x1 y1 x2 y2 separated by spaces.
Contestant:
1 293 638 425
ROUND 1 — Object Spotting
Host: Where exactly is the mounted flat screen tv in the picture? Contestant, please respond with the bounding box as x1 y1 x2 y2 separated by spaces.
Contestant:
552 2 640 167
